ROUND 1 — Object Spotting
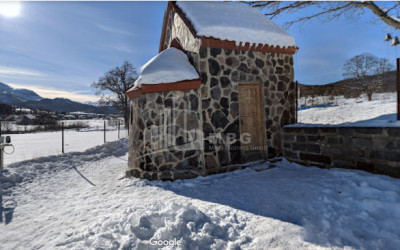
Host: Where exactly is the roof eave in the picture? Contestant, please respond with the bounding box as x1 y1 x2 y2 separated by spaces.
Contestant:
200 36 298 55
125 78 201 99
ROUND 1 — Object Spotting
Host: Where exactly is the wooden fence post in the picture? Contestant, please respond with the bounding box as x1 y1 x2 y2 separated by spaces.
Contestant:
0 121 2 170
118 120 120 139
62 122 64 154
295 81 298 123
397 58 400 120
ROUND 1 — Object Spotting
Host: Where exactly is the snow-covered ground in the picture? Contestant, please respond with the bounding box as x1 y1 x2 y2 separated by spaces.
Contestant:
298 92 399 126
1 140 400 249
2 129 128 165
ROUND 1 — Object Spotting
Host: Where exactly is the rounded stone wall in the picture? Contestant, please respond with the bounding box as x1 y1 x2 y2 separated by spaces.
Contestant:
127 89 204 180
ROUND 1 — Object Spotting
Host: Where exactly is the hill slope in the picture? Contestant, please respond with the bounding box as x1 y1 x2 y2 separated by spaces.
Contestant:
0 82 117 114
299 71 397 98
13 98 117 114
0 82 42 103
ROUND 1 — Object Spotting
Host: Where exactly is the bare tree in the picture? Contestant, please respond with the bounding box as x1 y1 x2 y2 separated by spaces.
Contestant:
246 1 400 29
92 61 137 128
342 53 393 101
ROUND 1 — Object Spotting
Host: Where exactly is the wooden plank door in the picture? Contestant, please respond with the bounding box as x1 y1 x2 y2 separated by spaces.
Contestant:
238 83 266 161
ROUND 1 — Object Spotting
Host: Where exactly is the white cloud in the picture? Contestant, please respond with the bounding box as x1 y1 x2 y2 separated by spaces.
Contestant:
7 83 99 103
97 24 133 36
0 66 46 77
108 44 135 53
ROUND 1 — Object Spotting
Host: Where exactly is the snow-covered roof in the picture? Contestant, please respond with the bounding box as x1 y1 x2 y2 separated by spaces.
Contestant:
176 1 296 48
130 47 199 90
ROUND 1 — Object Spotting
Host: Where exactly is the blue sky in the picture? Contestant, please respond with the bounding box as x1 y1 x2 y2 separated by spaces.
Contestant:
0 1 399 102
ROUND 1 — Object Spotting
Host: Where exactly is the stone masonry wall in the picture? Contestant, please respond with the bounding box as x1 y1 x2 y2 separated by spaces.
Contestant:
127 89 204 180
283 126 400 178
198 47 295 174
162 10 296 173
129 7 296 180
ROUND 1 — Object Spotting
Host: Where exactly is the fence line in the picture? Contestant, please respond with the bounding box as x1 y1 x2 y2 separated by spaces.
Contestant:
0 120 129 166
57 120 125 154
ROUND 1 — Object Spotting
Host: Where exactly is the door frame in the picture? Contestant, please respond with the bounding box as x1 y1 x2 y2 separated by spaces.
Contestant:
238 82 267 160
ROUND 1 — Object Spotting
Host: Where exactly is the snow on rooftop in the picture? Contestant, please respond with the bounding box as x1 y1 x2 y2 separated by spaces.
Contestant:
176 1 296 48
131 47 199 90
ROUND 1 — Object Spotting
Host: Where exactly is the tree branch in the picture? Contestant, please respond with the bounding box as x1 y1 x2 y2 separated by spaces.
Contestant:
284 2 354 27
355 1 400 29
246 1 400 29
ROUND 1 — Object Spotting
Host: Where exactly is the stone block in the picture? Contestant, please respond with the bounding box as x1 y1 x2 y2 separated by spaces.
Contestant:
333 159 354 168
350 138 372 148
338 128 354 136
387 128 400 137
307 144 321 154
384 152 400 162
283 127 303 134
184 150 196 158
323 146 342 155
173 171 199 180
297 135 306 142
210 48 221 57
283 134 295 141
370 151 385 160
283 143 291 149
327 137 342 144
292 143 307 151
356 128 383 134
376 140 400 150
300 153 331 164
143 172 158 181
284 150 298 160
159 171 173 181
346 150 365 158
303 127 319 134
308 135 325 142
320 127 337 134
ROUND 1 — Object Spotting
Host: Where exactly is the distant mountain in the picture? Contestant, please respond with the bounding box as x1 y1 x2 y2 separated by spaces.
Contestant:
299 71 397 98
13 98 118 114
0 82 13 92
13 89 43 101
0 82 42 103
84 100 109 107
0 82 118 114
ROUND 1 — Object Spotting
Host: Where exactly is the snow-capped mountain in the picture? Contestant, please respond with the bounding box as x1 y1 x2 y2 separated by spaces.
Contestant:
0 82 42 103
0 82 118 114
13 98 117 114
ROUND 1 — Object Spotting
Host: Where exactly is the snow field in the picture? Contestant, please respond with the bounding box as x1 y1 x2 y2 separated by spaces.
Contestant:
298 92 399 125
2 128 128 165
1 119 122 133
1 139 400 249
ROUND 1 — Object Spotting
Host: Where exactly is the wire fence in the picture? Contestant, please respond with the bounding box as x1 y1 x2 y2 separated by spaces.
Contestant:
0 119 128 168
